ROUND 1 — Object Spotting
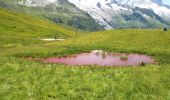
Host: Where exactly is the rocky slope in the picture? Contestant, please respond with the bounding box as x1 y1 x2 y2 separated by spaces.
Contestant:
68 0 170 29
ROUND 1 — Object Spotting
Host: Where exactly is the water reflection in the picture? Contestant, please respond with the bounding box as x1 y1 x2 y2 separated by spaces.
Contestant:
39 50 155 67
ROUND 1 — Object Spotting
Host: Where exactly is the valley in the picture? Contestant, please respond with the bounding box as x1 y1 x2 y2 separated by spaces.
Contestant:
0 1 170 99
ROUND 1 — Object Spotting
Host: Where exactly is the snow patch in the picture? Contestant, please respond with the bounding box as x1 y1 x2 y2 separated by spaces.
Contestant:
19 0 56 7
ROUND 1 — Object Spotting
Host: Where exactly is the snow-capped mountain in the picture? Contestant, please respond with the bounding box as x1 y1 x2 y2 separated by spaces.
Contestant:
1 0 170 29
68 0 170 29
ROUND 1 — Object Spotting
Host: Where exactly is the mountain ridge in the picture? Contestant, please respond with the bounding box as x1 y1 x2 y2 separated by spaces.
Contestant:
1 0 170 29
68 0 170 29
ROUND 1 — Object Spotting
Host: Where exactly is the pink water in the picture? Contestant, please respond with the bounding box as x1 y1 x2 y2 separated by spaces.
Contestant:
39 50 155 67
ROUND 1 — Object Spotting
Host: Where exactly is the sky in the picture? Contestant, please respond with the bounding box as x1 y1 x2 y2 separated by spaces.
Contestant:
163 0 170 5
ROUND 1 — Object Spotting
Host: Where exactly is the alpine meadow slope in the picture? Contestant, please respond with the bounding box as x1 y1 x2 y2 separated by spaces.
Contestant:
0 1 170 100
0 8 78 47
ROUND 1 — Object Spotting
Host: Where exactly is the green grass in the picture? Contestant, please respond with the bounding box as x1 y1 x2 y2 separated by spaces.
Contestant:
0 8 170 100
0 8 82 47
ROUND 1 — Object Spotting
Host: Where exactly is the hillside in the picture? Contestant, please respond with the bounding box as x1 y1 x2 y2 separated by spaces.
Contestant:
0 0 103 31
0 8 78 47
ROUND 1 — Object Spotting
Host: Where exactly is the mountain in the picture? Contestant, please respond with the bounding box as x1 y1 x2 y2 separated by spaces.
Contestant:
0 0 170 29
0 0 103 31
68 0 170 29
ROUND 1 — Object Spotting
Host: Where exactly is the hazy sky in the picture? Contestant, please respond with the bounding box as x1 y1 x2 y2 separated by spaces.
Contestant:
163 0 170 5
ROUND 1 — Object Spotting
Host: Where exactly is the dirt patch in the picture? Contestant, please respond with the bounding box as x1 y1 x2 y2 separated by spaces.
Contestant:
41 38 65 41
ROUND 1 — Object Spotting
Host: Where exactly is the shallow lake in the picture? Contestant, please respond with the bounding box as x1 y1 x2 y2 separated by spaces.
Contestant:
37 50 155 67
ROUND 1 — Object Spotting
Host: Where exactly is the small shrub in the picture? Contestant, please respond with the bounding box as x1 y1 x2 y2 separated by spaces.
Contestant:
141 62 146 66
120 56 128 61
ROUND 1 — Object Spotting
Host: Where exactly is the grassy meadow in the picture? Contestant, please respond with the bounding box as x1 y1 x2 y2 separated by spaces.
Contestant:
0 8 170 100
